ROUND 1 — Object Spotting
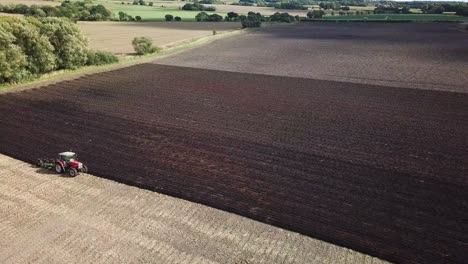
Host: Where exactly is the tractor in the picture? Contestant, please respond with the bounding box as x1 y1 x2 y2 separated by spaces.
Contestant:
36 151 88 177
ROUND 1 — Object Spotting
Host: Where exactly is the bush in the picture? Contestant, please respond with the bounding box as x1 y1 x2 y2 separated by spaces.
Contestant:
174 16 182 21
40 17 89 69
195 12 223 22
119 11 129 21
165 14 174 21
132 37 160 55
307 10 324 18
182 3 216 11
241 12 263 28
270 12 295 23
86 50 119 66
135 15 142 21
225 11 239 21
275 1 307 10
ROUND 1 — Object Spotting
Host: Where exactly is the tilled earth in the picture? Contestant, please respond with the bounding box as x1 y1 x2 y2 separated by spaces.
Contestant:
0 64 467 263
1 154 382 264
157 23 468 92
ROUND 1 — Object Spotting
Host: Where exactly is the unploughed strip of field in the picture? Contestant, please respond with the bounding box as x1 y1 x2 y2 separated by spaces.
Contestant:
78 21 241 55
0 64 467 263
156 23 468 93
0 154 385 264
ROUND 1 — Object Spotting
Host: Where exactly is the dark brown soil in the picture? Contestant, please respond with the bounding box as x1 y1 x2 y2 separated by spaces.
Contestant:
157 23 468 92
0 64 467 263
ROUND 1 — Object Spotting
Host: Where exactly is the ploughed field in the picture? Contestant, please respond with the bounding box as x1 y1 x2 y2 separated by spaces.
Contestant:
157 23 468 92
0 64 467 264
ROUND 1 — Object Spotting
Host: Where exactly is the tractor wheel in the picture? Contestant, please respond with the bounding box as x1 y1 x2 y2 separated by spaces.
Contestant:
55 163 63 173
81 165 88 174
68 168 78 177
36 159 42 167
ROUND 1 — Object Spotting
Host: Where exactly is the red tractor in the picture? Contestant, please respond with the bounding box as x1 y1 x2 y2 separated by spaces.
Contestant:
37 152 88 177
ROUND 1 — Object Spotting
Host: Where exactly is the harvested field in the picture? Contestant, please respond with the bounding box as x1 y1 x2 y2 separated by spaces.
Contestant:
0 154 384 263
0 0 60 6
112 0 309 16
78 21 241 54
157 22 468 92
0 64 467 264
205 5 309 16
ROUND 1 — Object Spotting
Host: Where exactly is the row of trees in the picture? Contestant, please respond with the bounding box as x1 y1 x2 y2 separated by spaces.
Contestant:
0 1 113 21
234 0 366 9
0 16 117 84
374 6 412 14
421 3 468 16
164 14 182 21
182 3 216 11
118 11 143 21
195 12 224 21
191 11 296 24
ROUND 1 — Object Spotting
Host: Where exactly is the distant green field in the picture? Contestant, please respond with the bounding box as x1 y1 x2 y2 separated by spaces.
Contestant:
96 0 226 21
321 14 468 22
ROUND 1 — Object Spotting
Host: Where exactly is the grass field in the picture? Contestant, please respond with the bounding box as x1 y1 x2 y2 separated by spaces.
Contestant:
104 1 226 21
321 13 468 22
0 0 60 6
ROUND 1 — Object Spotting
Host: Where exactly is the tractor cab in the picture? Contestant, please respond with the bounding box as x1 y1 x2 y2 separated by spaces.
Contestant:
59 151 77 164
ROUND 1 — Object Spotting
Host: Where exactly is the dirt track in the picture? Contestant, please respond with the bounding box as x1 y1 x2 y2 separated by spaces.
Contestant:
157 23 468 92
0 154 384 263
0 64 466 263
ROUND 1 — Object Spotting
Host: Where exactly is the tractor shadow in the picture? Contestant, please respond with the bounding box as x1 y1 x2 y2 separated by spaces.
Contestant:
30 165 76 178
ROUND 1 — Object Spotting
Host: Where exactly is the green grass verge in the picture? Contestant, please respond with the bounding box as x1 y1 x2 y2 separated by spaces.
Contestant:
97 0 227 21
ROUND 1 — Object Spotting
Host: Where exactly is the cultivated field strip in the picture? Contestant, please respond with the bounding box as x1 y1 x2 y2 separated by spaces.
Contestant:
156 23 468 93
0 64 467 263
0 154 384 264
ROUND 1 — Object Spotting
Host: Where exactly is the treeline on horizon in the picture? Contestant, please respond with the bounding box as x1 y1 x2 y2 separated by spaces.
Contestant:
235 0 468 15
0 0 113 21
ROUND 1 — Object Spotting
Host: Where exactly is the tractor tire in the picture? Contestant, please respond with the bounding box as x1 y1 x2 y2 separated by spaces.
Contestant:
81 165 88 174
55 163 63 173
36 159 42 167
68 168 78 177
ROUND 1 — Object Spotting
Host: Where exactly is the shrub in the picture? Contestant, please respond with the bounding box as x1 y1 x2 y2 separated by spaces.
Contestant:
174 16 181 21
275 1 307 10
195 12 222 22
270 12 295 23
307 10 324 18
182 3 216 11
209 13 223 21
132 37 160 55
119 11 129 20
241 12 262 28
165 14 174 21
225 11 239 21
149 2 154 6
39 17 89 70
135 15 142 21
86 50 119 66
